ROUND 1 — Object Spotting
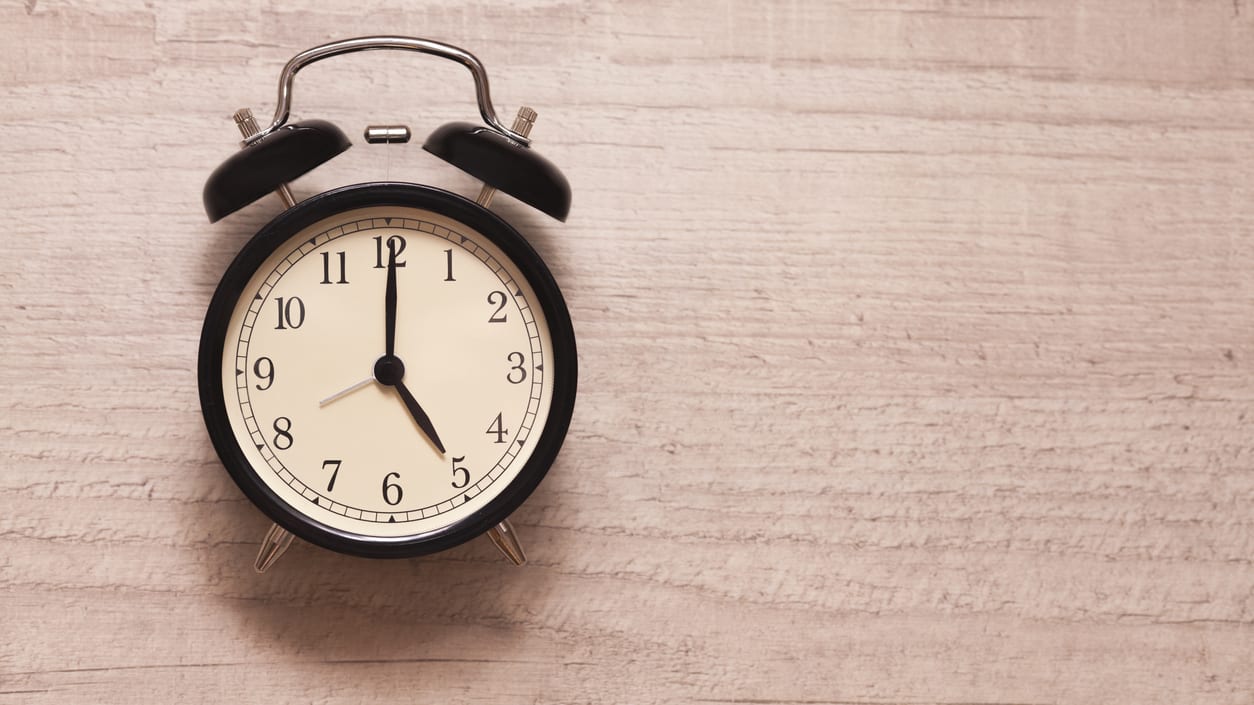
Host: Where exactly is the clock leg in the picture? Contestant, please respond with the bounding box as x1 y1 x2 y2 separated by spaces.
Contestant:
254 523 295 573
486 519 527 566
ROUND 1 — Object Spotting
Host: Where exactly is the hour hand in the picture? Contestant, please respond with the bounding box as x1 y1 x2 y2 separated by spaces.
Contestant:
393 380 446 454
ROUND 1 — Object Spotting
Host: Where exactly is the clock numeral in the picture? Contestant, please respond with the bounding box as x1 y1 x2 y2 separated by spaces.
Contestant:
273 296 305 330
487 290 508 323
320 251 348 284
443 248 456 282
486 412 509 444
323 459 342 492
381 471 404 506
253 356 274 391
506 351 527 384
272 416 293 450
373 235 407 268
451 456 469 489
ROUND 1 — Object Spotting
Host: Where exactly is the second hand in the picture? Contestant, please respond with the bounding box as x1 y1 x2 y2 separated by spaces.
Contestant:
319 376 375 407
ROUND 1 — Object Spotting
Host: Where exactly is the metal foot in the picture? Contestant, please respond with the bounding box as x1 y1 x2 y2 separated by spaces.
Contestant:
254 523 295 573
486 519 527 566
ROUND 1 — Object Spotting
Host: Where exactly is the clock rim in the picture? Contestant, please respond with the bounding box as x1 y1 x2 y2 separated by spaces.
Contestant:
198 182 577 558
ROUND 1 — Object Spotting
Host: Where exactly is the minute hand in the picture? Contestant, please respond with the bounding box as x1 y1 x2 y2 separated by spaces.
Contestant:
393 380 446 454
384 244 398 357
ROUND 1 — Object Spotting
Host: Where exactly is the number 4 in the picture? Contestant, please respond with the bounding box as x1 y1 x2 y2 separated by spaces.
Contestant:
486 413 508 444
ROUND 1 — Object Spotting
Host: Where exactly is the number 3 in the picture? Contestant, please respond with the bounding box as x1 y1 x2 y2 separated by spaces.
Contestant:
506 351 527 384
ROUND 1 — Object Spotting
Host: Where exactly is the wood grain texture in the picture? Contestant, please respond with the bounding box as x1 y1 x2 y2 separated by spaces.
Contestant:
2 1 1252 703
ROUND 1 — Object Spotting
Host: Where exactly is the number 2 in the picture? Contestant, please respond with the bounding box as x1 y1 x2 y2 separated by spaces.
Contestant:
487 291 508 323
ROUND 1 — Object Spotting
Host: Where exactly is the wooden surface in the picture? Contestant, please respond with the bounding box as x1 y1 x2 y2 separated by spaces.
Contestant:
2 1 1253 703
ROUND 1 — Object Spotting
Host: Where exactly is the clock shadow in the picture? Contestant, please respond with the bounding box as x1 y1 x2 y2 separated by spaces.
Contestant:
489 198 569 272
201 493 562 671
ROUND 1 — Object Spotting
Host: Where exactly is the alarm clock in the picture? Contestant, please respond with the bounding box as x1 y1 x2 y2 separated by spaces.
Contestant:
197 37 576 572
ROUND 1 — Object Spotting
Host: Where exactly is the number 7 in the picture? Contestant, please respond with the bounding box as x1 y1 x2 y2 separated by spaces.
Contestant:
323 459 342 492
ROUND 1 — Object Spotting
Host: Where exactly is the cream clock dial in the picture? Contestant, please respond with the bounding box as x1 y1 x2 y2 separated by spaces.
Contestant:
200 184 577 557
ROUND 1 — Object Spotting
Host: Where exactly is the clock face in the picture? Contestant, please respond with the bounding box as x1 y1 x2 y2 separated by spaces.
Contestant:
199 184 576 556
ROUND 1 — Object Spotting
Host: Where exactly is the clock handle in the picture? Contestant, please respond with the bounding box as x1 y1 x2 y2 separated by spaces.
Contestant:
245 36 528 147
486 519 527 566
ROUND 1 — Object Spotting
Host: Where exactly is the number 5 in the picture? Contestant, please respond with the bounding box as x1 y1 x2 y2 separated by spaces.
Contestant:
451 456 469 489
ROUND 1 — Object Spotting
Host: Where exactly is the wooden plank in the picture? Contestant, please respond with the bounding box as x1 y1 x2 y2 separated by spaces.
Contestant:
1 1 1252 703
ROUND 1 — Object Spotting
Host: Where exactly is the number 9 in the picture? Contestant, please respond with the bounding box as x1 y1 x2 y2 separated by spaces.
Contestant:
253 356 275 391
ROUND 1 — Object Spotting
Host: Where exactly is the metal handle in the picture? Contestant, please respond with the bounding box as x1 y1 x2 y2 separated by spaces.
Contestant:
245 36 529 146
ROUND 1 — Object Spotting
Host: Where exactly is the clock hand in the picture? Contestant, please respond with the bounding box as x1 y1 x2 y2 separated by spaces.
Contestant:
392 379 447 454
376 238 444 454
384 242 397 357
319 375 376 407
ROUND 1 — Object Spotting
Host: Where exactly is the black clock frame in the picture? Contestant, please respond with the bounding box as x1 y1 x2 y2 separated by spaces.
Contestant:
198 182 577 558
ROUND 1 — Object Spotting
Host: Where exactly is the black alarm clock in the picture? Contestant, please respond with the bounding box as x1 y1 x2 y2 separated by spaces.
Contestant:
198 36 576 572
